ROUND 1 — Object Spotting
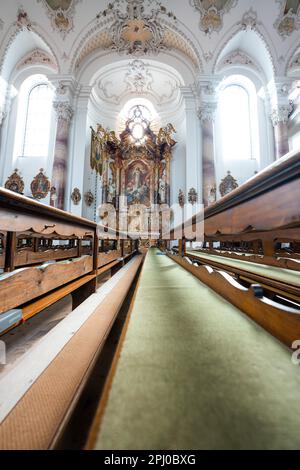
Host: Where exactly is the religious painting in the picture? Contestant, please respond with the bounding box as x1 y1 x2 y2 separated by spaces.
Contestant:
125 161 150 206
5 169 24 194
31 169 51 200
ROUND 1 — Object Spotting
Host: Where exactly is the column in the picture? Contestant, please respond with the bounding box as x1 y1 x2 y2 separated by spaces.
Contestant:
69 86 92 215
51 79 75 210
198 102 217 207
197 78 220 207
271 106 290 160
268 78 294 160
180 87 202 203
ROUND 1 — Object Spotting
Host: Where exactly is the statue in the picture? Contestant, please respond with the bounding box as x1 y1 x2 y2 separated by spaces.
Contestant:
107 178 116 204
158 123 177 147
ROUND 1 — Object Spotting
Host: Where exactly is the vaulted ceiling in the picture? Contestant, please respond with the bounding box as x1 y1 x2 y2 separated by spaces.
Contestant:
0 1 300 86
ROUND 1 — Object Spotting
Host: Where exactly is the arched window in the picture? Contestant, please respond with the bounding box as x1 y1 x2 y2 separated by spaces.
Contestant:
219 76 259 161
22 82 53 158
13 75 54 160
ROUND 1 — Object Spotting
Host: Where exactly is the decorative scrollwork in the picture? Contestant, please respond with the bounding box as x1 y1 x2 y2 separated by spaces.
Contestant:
178 189 185 208
219 171 238 197
188 188 198 205
84 190 94 207
96 0 176 56
71 188 82 205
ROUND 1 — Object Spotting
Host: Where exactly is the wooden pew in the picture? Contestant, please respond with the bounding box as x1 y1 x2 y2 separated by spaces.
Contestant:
0 188 139 334
166 150 300 347
172 149 300 268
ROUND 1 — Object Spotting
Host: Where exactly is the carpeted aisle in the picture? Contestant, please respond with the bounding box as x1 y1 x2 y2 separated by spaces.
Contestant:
92 248 300 450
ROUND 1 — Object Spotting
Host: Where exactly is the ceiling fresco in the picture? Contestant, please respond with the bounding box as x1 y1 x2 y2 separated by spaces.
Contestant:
191 0 238 34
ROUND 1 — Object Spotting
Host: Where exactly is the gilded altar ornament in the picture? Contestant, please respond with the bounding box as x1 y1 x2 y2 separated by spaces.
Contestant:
5 169 25 194
31 169 50 200
71 188 82 205
84 190 94 207
90 125 119 176
178 189 185 208
188 188 198 205
157 123 177 147
90 106 176 231
219 171 238 197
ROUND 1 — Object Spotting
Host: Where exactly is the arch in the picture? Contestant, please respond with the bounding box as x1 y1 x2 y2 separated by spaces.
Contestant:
212 23 277 81
217 74 260 164
13 74 54 160
216 49 267 85
69 19 203 80
0 24 60 82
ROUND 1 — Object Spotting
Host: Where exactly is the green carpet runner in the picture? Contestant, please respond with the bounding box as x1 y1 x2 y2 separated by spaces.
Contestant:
93 248 300 450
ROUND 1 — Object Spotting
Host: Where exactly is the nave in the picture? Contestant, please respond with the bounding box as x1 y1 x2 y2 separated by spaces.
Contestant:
89 248 300 450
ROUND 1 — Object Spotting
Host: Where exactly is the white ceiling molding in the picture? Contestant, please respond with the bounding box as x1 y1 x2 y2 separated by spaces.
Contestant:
37 0 82 38
16 47 58 71
212 9 277 80
93 59 182 107
0 6 60 78
191 0 238 35
72 23 201 74
274 0 300 38
216 49 262 74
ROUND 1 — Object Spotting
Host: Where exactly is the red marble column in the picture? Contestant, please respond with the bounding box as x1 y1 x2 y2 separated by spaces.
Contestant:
271 106 290 160
199 104 217 208
51 102 73 210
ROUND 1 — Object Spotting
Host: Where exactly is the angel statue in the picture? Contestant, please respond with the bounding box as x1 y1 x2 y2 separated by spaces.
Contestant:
157 123 177 147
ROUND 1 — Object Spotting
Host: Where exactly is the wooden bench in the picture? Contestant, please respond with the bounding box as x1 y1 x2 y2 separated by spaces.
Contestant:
167 150 300 347
0 188 139 334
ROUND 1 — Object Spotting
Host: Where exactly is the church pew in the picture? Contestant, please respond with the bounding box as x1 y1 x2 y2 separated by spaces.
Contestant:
167 150 300 346
168 253 300 348
171 149 300 266
0 255 144 450
0 188 138 334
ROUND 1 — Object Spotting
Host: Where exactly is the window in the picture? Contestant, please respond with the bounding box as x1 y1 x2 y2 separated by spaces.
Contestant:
22 82 53 158
220 84 252 160
127 105 150 146
219 75 259 162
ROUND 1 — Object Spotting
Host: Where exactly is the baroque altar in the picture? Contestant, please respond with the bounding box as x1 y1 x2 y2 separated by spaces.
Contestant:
90 106 176 235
